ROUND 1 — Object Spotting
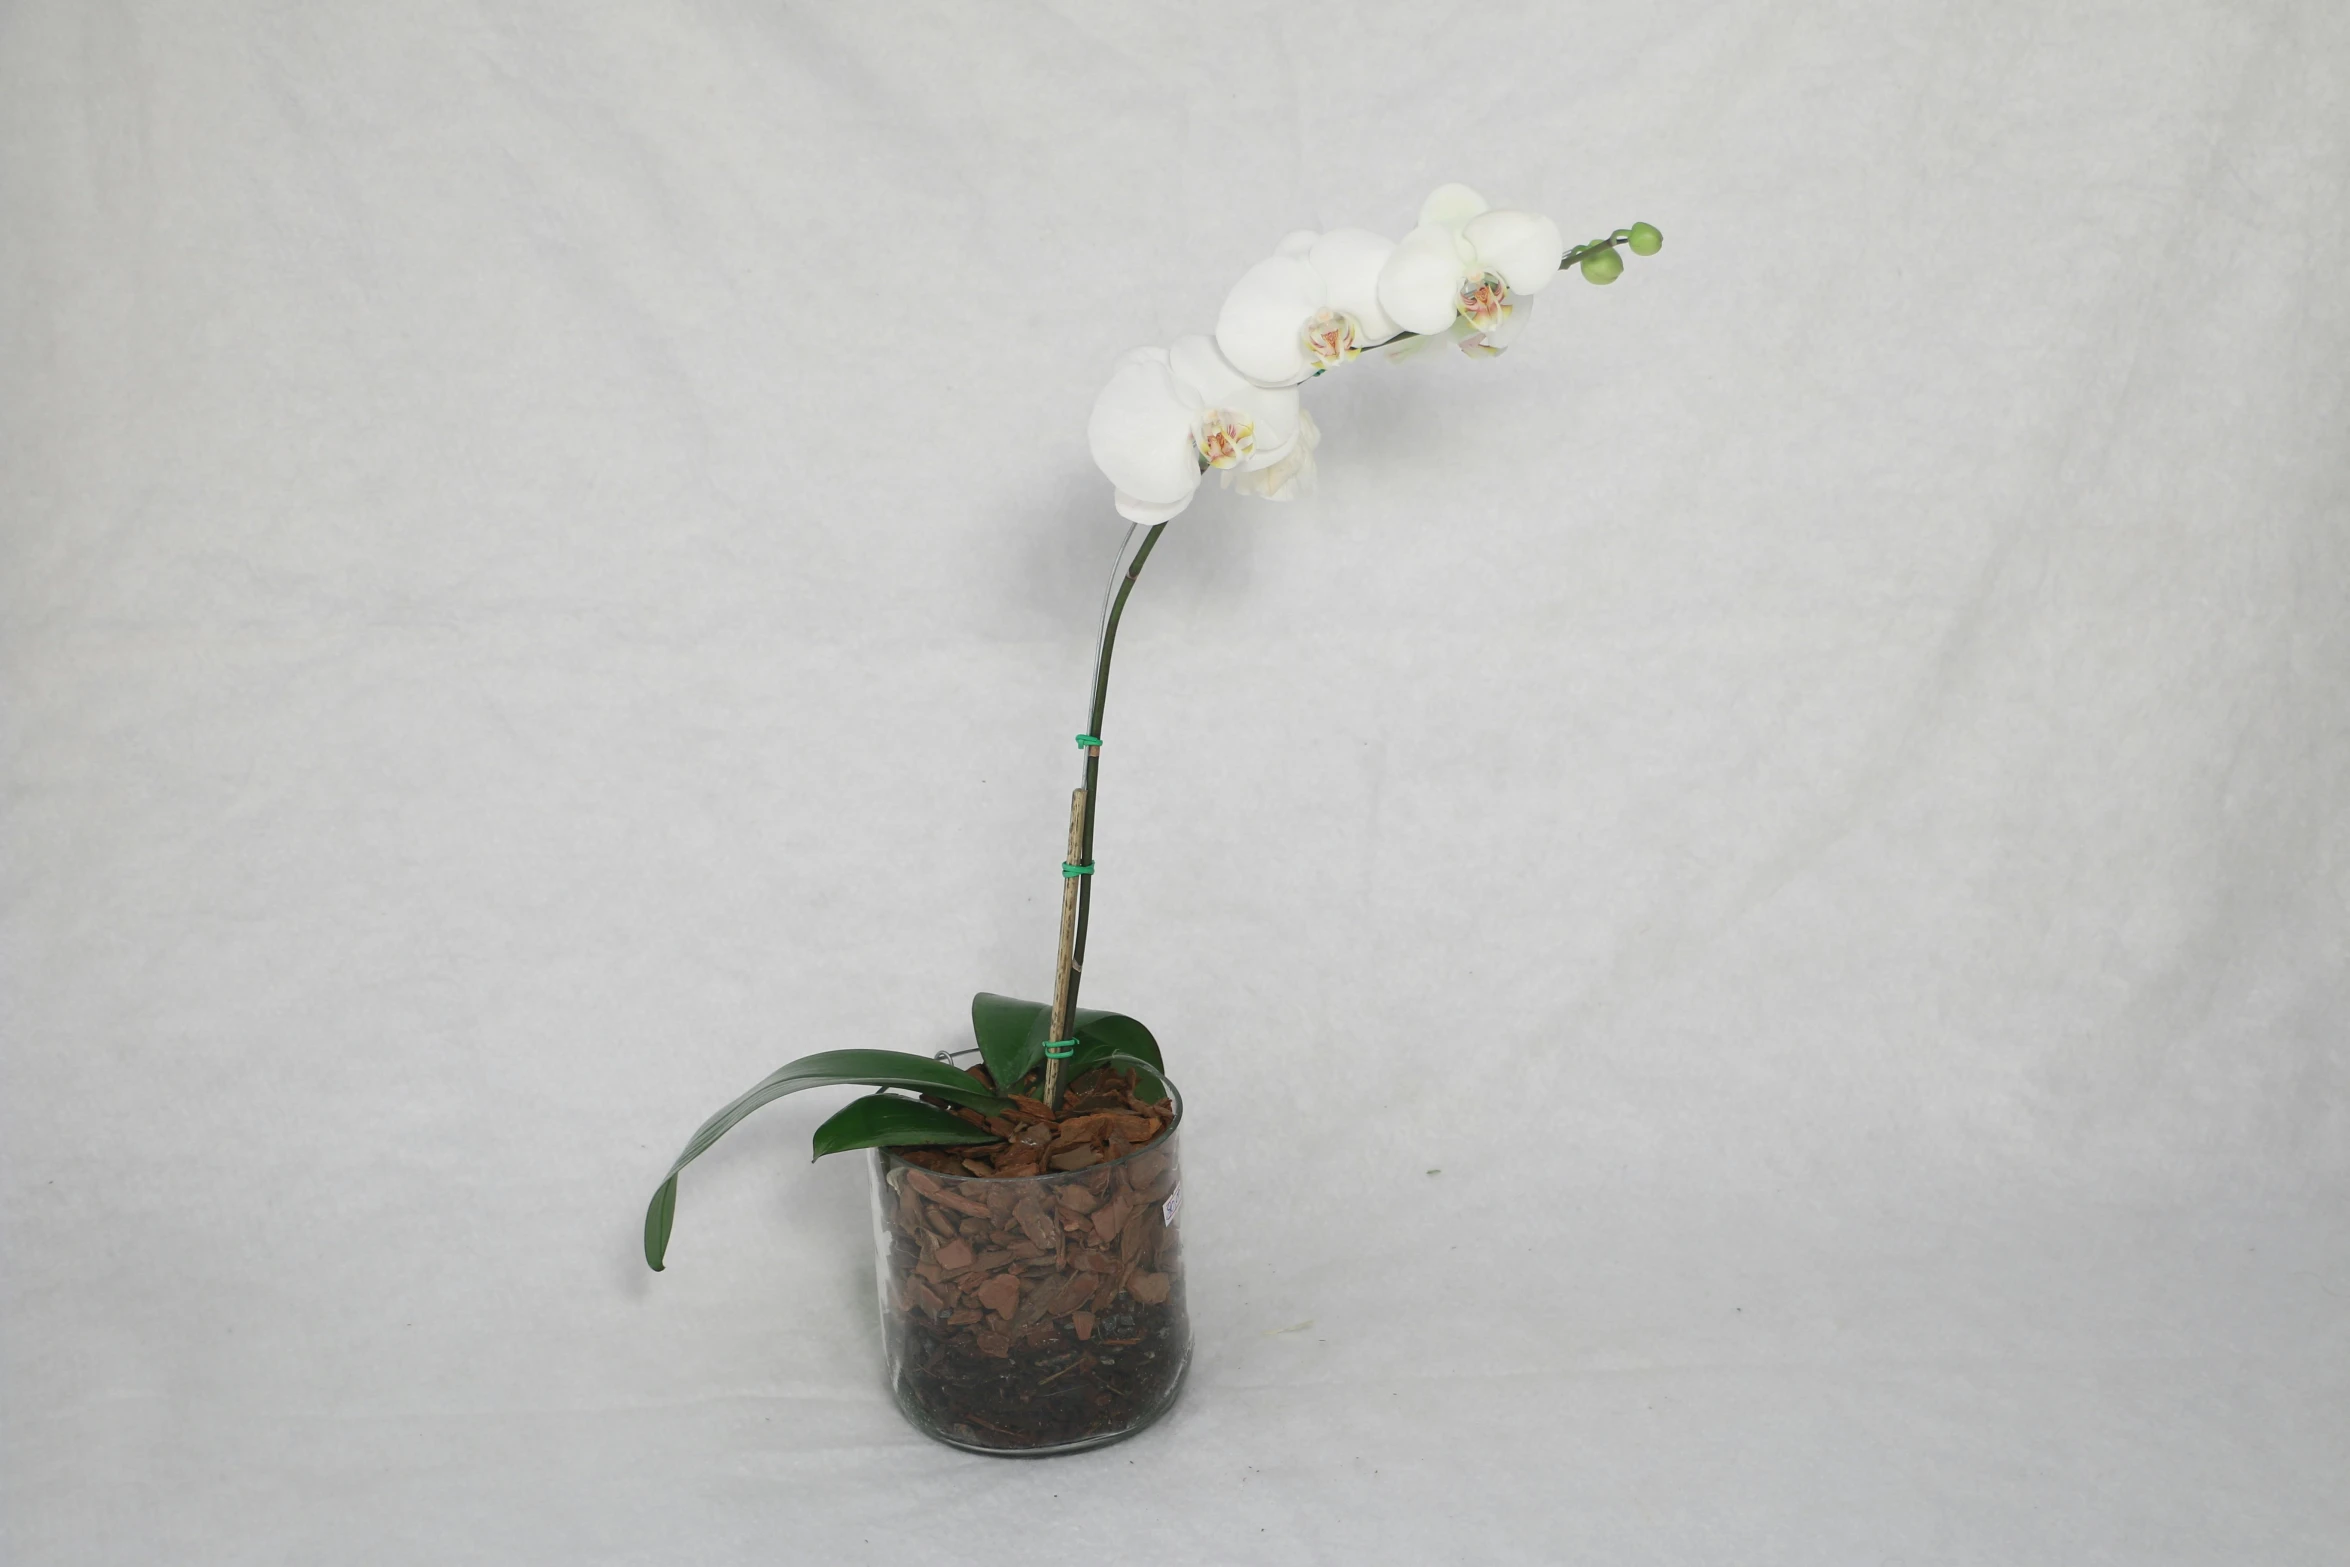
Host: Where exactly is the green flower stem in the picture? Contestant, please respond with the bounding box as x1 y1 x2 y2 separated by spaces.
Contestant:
1043 521 1167 1111
1561 229 1641 270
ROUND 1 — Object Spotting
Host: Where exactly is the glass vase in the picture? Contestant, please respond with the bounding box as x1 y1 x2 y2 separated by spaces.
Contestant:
867 1089 1190 1456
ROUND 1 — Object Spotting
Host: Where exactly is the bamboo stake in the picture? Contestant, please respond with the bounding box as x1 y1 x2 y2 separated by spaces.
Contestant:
1042 786 1086 1112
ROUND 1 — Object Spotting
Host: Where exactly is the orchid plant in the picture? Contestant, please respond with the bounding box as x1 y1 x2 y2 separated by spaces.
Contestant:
643 185 1660 1271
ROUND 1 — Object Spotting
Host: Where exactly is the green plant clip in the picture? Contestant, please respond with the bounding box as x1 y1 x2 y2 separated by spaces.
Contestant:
1062 861 1094 877
1043 1039 1078 1058
1075 733 1101 748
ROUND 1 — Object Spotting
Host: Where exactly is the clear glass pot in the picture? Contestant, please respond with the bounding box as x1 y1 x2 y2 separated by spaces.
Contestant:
868 1087 1190 1456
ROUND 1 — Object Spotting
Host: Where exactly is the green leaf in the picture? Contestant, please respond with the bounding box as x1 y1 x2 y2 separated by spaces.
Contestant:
1094 1052 1173 1107
1063 1012 1164 1087
643 1049 1010 1271
810 1094 1007 1159
971 992 1052 1095
969 993 1165 1094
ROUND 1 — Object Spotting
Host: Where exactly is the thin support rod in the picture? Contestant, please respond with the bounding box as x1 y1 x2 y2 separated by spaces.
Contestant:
1041 786 1087 1110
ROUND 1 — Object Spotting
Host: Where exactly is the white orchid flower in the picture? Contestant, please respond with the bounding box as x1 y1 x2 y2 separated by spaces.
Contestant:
1226 408 1319 501
1213 228 1404 387
1375 183 1563 349
1086 335 1302 524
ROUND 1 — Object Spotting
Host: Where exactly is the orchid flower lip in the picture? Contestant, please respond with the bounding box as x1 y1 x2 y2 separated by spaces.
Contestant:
1299 307 1362 372
1193 408 1255 471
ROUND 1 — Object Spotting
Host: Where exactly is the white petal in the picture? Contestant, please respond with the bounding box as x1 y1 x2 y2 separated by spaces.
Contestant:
1307 228 1400 342
1165 334 1240 404
1115 488 1195 524
1274 228 1318 258
1108 345 1195 406
1463 208 1565 296
1228 445 1314 501
1168 333 1299 467
1485 293 1534 347
1459 294 1534 358
1214 254 1325 387
1243 425 1296 471
1380 331 1448 364
1417 182 1488 231
1087 352 1204 507
1231 410 1320 499
1376 222 1473 335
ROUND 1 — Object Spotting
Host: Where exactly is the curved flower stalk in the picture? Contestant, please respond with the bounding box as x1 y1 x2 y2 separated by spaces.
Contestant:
1049 196 1660 1107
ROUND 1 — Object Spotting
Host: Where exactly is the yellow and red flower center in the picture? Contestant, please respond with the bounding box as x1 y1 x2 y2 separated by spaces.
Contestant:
1193 409 1256 470
1299 308 1362 372
1457 271 1511 332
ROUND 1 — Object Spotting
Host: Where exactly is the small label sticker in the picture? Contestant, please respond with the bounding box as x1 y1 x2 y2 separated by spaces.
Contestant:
1162 1183 1182 1227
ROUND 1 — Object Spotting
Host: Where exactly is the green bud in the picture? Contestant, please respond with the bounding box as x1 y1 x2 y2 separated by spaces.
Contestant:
1627 222 1662 256
1580 247 1624 284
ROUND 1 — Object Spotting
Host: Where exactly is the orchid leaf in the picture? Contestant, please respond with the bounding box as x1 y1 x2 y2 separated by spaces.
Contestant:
969 993 1164 1094
643 1049 1010 1271
1064 1016 1165 1097
810 1094 1005 1160
971 992 1051 1094
1095 1052 1173 1107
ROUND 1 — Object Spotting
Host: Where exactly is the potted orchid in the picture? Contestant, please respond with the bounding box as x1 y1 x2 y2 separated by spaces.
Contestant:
642 184 1662 1455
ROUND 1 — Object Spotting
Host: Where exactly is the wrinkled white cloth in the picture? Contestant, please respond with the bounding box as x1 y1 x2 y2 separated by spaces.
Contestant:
4 3 2345 1563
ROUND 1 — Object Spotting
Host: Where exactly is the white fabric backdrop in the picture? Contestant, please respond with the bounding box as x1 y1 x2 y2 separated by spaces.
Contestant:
5 2 2345 1561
